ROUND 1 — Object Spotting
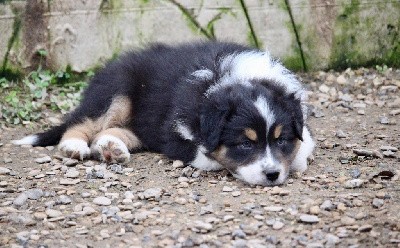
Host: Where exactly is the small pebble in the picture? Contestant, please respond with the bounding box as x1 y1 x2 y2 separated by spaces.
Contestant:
272 221 284 230
344 179 364 189
232 191 241 197
0 167 11 175
299 214 319 223
35 156 52 164
172 160 185 168
93 196 112 206
45 209 63 218
13 193 28 206
341 216 356 226
222 186 233 192
372 198 384 208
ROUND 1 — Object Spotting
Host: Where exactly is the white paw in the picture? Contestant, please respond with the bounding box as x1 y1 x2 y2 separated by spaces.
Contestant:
59 139 91 160
90 135 130 164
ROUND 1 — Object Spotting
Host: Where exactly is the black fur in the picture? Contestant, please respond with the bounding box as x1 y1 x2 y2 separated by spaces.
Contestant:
32 41 304 168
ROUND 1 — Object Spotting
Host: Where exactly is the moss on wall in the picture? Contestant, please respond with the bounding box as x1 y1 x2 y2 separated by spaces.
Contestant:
1 5 22 79
329 0 400 69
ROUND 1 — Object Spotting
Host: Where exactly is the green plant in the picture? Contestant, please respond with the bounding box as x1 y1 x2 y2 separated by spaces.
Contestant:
1 68 89 125
375 64 389 74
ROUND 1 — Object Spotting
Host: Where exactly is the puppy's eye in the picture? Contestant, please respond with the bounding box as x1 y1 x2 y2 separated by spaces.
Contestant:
238 140 253 149
276 138 287 146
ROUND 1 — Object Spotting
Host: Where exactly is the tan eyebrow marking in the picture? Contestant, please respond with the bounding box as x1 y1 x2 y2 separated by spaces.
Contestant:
244 128 258 141
274 125 283 139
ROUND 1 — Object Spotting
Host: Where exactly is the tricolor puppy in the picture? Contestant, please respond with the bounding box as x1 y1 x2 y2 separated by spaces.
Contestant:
14 42 315 186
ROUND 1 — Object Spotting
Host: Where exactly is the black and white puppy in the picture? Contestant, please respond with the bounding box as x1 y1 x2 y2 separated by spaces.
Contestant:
14 41 315 186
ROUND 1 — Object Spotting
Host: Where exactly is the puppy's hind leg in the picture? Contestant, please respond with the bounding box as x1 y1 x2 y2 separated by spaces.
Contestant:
90 128 141 164
59 120 97 160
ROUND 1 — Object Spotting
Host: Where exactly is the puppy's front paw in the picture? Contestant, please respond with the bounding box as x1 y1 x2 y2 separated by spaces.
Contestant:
59 139 91 160
90 135 130 164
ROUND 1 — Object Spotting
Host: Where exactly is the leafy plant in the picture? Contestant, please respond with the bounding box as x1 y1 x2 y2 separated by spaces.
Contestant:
375 64 389 74
1 68 89 125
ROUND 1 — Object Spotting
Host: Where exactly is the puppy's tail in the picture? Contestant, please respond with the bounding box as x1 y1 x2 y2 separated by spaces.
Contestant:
13 124 68 147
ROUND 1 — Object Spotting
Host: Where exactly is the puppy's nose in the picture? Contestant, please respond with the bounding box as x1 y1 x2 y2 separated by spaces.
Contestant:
265 171 280 181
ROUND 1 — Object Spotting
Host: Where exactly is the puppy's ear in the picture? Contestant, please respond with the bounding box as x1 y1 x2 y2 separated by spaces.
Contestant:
293 119 304 141
288 93 304 141
200 103 229 152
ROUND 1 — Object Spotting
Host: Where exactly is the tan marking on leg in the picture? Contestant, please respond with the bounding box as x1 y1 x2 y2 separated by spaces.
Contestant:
244 128 258 142
273 125 283 139
97 96 132 130
61 119 98 143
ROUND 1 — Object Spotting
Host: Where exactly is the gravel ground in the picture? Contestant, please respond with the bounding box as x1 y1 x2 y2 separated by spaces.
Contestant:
1 68 399 248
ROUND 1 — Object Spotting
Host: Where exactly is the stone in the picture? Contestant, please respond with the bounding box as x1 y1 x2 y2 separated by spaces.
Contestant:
336 75 347 84
272 221 284 230
45 209 63 218
380 145 398 152
372 198 384 208
299 214 319 223
358 224 373 232
172 160 185 168
193 220 213 232
222 186 233 192
25 189 44 200
0 167 11 175
232 229 246 239
341 216 355 226
336 130 347 138
13 193 28 206
57 195 72 205
344 179 364 189
93 196 112 206
60 178 80 185
264 206 283 212
65 168 79 178
309 205 320 215
63 159 79 167
326 234 340 246
35 156 52 164
320 200 335 211
200 204 213 215
143 188 163 199
16 231 30 244
232 191 241 197
223 215 235 222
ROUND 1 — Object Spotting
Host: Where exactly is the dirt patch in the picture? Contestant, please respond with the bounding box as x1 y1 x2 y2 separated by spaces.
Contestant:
0 68 399 247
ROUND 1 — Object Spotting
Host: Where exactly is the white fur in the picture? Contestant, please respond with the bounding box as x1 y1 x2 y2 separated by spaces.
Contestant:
206 51 306 100
59 138 91 160
235 147 287 186
12 135 38 145
91 135 130 156
175 121 194 141
190 146 223 171
254 96 276 131
191 69 214 80
290 126 315 173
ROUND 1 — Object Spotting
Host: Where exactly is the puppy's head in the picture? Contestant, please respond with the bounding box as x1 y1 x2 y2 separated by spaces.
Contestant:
200 82 304 186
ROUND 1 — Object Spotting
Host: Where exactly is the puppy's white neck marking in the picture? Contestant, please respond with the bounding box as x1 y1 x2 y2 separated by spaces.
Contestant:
190 146 223 171
175 121 194 141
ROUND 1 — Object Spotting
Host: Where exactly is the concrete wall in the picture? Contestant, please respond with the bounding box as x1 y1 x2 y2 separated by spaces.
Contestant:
0 0 399 73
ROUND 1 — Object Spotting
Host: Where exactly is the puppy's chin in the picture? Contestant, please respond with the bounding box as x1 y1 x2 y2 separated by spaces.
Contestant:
230 163 289 186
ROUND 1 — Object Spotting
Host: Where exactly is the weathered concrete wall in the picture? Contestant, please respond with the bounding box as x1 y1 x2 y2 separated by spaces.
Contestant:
0 0 399 73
